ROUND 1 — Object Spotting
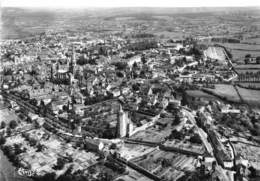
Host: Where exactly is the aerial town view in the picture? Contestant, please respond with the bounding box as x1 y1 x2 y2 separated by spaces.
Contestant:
0 0 260 181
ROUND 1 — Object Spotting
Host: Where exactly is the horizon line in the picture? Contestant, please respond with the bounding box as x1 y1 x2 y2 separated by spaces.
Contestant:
2 6 260 9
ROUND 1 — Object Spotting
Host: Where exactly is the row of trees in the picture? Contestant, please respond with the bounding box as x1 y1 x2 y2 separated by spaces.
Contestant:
77 56 97 65
129 33 155 39
167 128 202 144
244 54 260 64
127 40 158 51
3 68 13 76
0 120 18 130
212 37 240 43
238 71 260 82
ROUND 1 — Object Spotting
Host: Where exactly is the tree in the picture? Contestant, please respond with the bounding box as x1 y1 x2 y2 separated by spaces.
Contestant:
29 138 37 147
256 56 260 64
141 55 146 64
109 143 117 150
6 127 11 136
97 172 113 181
1 121 6 129
244 54 252 64
14 143 24 155
103 129 115 139
57 175 74 181
36 143 44 152
172 114 181 126
132 84 140 91
245 54 251 58
133 62 138 69
168 130 184 140
9 120 18 129
53 157 66 170
190 134 202 144
250 128 260 136
88 166 96 174
116 71 124 78
36 172 56 181
0 134 6 145
3 68 13 76
29 99 38 106
113 62 127 70
248 166 256 178
161 158 171 168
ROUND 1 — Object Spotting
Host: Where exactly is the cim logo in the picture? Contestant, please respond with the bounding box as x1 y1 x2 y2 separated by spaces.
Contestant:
17 168 38 177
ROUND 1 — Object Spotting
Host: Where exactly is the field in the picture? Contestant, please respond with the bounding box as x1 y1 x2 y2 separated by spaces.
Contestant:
234 64 260 74
2 7 259 43
241 37 260 44
231 49 260 60
235 65 260 69
217 43 260 60
237 82 260 89
204 84 260 107
237 86 260 106
153 31 183 39
0 108 19 124
204 84 241 102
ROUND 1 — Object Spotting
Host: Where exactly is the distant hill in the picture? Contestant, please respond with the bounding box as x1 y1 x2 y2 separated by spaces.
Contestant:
1 7 259 39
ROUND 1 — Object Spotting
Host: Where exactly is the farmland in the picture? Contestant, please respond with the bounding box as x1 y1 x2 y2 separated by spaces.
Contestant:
241 37 260 45
237 86 260 106
204 84 241 102
217 43 260 60
234 64 260 74
237 82 260 89
204 84 260 107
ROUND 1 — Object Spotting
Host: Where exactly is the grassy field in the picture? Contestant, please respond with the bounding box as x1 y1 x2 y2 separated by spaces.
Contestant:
153 31 183 39
237 86 260 106
241 37 260 45
231 49 260 60
204 84 260 107
0 108 19 124
236 69 260 74
237 82 260 88
204 84 241 102
219 43 260 50
234 64 260 74
217 43 260 60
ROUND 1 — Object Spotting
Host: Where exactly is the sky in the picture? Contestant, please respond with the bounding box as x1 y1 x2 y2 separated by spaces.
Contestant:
1 0 260 8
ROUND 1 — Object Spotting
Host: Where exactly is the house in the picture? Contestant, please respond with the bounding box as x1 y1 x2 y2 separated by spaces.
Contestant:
178 74 193 83
221 108 240 114
85 138 104 152
28 112 39 121
127 55 141 67
73 104 87 116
